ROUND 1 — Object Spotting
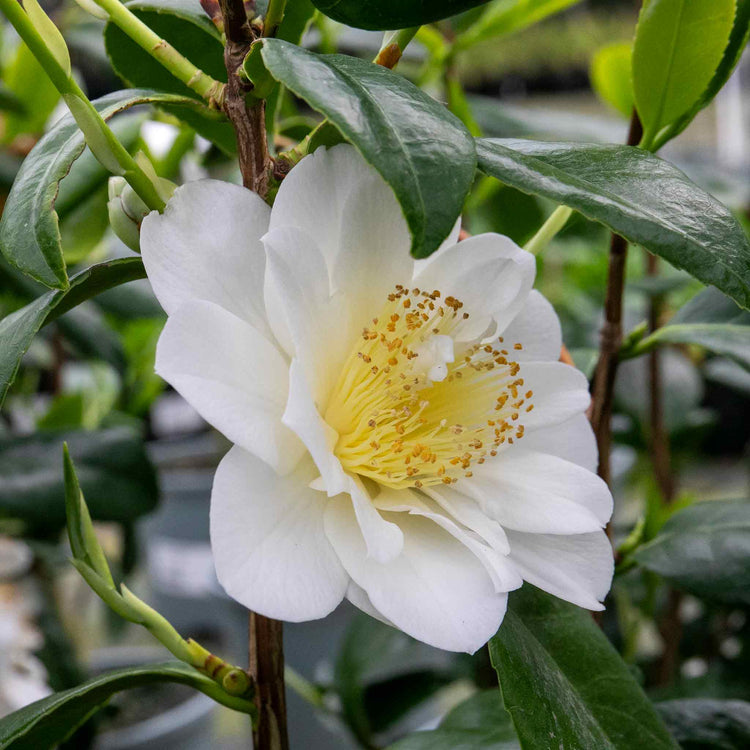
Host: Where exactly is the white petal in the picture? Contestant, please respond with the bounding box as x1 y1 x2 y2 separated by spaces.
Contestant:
412 216 462 275
422 484 510 555
499 290 562 361
506 529 614 610
155 300 304 473
325 498 508 653
284 359 403 562
333 173 414 330
263 231 350 404
345 580 394 627
412 233 536 341
141 180 271 336
210 448 348 621
460 451 612 534
508 414 597 472
516 361 591 430
374 488 522 593
269 144 379 275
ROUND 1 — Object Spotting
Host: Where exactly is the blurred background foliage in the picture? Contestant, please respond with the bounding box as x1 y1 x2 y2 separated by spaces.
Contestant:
0 0 748 747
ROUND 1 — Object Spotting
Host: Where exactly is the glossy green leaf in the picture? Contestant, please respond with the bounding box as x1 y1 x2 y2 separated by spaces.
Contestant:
590 42 633 118
104 0 235 153
454 0 583 50
0 88 208 290
633 499 750 605
258 39 476 258
0 661 235 750
656 699 750 750
674 0 750 142
389 691 519 749
475 138 750 309
0 427 157 533
0 258 146 407
632 0 736 147
309 0 493 29
489 586 679 750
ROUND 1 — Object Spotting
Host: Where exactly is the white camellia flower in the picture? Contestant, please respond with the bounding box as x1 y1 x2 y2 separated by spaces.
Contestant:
141 144 614 653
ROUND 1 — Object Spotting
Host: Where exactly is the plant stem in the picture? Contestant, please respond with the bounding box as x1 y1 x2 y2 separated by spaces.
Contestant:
91 0 224 105
524 205 573 255
0 0 164 211
374 26 419 68
645 250 682 687
249 612 289 750
263 0 287 37
590 110 643 492
219 0 272 196
214 3 284 741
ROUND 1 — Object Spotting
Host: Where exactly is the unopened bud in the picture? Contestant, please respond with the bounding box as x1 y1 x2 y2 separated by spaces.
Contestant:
107 165 175 252
222 669 252 697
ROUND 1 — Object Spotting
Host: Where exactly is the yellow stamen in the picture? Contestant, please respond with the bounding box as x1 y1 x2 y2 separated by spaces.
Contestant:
324 286 532 489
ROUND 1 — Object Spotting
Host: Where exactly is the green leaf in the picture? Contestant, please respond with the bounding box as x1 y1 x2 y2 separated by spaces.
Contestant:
104 0 235 153
389 691 520 749
632 0 736 147
277 0 316 42
0 88 209 289
633 499 750 605
656 699 750 750
630 324 750 370
454 0 584 50
489 586 679 750
0 661 235 750
590 42 633 119
0 427 157 533
671 286 750 326
309 0 493 30
675 0 750 141
475 138 750 309
0 257 146 408
624 287 750 368
335 613 461 745
258 40 476 258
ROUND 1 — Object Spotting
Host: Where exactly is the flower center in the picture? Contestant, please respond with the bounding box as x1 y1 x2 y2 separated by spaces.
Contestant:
325 286 533 489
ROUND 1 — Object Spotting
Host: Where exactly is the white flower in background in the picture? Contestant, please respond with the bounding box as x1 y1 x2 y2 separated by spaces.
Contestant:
141 145 613 653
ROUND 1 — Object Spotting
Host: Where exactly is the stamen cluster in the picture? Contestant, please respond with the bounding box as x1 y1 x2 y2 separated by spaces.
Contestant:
326 286 533 489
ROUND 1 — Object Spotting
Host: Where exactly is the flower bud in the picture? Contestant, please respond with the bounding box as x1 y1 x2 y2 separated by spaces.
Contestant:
107 165 175 252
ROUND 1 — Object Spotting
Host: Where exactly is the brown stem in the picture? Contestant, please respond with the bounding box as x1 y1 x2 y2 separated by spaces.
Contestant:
217 1 286 745
219 0 272 196
590 111 643 494
249 613 288 750
646 253 681 686
646 255 675 501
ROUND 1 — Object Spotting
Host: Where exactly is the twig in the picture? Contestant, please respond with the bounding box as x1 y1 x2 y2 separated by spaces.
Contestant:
219 0 272 196
216 2 287 743
646 251 682 687
249 613 289 750
590 110 643 491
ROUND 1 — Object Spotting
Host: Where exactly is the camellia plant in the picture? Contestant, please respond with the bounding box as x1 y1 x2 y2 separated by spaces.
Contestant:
0 0 749 749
